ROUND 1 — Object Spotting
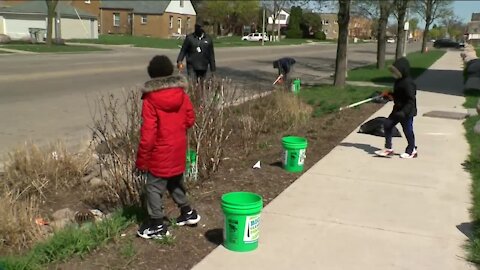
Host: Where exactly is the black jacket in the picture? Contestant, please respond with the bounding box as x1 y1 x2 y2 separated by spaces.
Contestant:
274 57 296 75
390 57 417 119
177 32 216 72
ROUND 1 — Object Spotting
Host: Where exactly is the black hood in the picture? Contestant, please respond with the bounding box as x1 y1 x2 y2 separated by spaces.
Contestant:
390 57 411 79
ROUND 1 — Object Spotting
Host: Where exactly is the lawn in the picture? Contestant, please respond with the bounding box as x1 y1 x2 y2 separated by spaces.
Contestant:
71 34 323 49
463 85 480 265
347 50 446 83
0 44 108 53
299 85 384 117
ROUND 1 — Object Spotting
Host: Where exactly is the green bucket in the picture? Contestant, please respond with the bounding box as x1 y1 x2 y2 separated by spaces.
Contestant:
282 136 308 173
221 192 263 252
185 149 198 180
291 78 301 94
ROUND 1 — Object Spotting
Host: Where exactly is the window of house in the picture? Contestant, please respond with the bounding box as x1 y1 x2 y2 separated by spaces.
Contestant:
169 16 173 29
141 15 147 24
279 14 287 20
180 0 184 7
187 17 191 29
334 20 338 24
324 29 329 34
85 0 91 3
113 13 120 27
177 18 182 29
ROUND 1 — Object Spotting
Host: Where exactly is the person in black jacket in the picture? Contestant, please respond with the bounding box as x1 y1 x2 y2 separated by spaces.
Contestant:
177 24 216 81
273 57 296 84
375 57 418 159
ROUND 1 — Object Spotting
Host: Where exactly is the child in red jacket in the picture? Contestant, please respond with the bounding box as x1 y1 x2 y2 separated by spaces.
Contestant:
136 55 200 239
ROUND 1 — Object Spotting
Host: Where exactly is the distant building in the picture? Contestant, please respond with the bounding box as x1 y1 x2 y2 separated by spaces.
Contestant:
319 13 339 39
266 9 290 32
349 16 373 39
0 1 98 40
467 12 480 46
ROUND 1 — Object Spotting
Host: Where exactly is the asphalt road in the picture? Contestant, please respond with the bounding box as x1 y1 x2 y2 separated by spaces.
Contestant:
0 41 421 156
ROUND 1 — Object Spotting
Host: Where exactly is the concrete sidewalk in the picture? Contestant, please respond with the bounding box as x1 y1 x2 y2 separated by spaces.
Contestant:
193 50 475 270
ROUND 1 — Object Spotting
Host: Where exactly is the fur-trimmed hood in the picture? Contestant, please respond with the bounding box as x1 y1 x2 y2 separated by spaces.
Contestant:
141 75 189 112
142 74 188 94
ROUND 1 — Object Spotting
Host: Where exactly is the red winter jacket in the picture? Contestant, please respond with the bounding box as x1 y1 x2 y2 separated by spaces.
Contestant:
135 75 195 178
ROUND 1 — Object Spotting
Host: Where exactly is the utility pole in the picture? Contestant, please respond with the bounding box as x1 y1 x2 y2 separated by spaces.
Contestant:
262 7 265 46
403 7 409 57
55 9 61 44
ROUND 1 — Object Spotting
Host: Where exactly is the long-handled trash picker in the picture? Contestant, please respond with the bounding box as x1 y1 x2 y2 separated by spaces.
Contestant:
339 94 384 111
272 74 284 85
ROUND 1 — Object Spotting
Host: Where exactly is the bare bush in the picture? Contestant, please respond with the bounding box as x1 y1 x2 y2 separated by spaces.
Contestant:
2 142 91 199
233 91 313 154
185 78 238 180
0 191 42 252
90 90 144 207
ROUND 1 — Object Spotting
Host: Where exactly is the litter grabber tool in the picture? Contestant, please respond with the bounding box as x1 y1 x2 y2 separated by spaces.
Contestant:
339 91 391 111
272 74 284 85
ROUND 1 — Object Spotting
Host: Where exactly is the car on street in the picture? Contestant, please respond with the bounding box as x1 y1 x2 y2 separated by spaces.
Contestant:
386 38 395 43
433 39 464 49
241 33 268 42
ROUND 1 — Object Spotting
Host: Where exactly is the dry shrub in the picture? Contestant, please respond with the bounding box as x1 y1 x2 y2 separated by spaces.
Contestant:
234 91 313 153
0 191 42 252
90 90 144 207
185 78 238 180
2 142 91 199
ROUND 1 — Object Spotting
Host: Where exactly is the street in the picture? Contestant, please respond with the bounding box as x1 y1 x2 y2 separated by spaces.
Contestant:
0 42 420 155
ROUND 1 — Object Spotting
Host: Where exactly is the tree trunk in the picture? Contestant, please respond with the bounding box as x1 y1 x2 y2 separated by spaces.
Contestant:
421 4 432 53
45 0 58 46
395 0 407 60
421 21 431 53
376 2 389 69
334 0 351 87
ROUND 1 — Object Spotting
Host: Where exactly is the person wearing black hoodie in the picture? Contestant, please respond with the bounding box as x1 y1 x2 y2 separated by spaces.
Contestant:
177 24 216 81
375 57 418 159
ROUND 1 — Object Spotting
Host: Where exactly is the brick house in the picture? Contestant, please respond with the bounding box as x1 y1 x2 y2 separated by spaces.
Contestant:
467 13 480 46
319 13 339 40
349 16 373 40
98 0 196 38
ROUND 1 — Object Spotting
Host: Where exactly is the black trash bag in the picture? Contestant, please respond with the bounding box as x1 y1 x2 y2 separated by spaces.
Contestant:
358 117 402 137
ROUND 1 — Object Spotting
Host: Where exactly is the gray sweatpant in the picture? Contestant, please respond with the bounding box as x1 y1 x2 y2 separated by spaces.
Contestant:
145 173 190 220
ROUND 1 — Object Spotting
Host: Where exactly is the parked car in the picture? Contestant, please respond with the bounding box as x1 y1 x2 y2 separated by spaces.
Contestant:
433 39 464 49
241 33 268 42
386 37 395 43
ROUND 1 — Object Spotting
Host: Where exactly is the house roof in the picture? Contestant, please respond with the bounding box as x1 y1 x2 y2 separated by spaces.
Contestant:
100 0 170 15
0 1 96 19
472 13 480 21
468 21 480 34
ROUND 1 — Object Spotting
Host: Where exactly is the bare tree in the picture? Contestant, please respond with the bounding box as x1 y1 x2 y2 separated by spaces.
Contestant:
415 0 453 53
334 0 351 87
377 0 394 67
393 0 409 59
45 0 59 46
351 0 393 68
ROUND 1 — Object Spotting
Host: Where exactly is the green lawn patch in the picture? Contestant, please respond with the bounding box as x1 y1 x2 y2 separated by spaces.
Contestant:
348 50 446 83
299 85 383 117
463 114 480 265
0 44 107 53
71 34 323 49
0 207 140 270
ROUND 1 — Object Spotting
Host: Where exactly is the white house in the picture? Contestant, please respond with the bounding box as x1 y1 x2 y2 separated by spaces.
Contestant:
0 1 98 40
267 9 289 27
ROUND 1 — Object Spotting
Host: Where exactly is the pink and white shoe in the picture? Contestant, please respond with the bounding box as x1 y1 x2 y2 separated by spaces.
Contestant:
374 148 394 157
400 148 418 159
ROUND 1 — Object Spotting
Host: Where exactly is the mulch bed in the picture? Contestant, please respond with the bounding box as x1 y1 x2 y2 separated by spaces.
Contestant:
51 103 382 270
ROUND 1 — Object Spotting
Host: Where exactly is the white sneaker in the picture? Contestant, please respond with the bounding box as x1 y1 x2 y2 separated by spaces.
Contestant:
400 148 418 159
375 148 394 157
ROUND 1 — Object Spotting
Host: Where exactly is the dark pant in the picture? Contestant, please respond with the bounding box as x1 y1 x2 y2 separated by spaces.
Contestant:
384 116 416 154
187 67 207 82
144 173 189 220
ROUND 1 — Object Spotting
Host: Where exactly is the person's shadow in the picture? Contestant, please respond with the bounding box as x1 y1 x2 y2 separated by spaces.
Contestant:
339 142 381 155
